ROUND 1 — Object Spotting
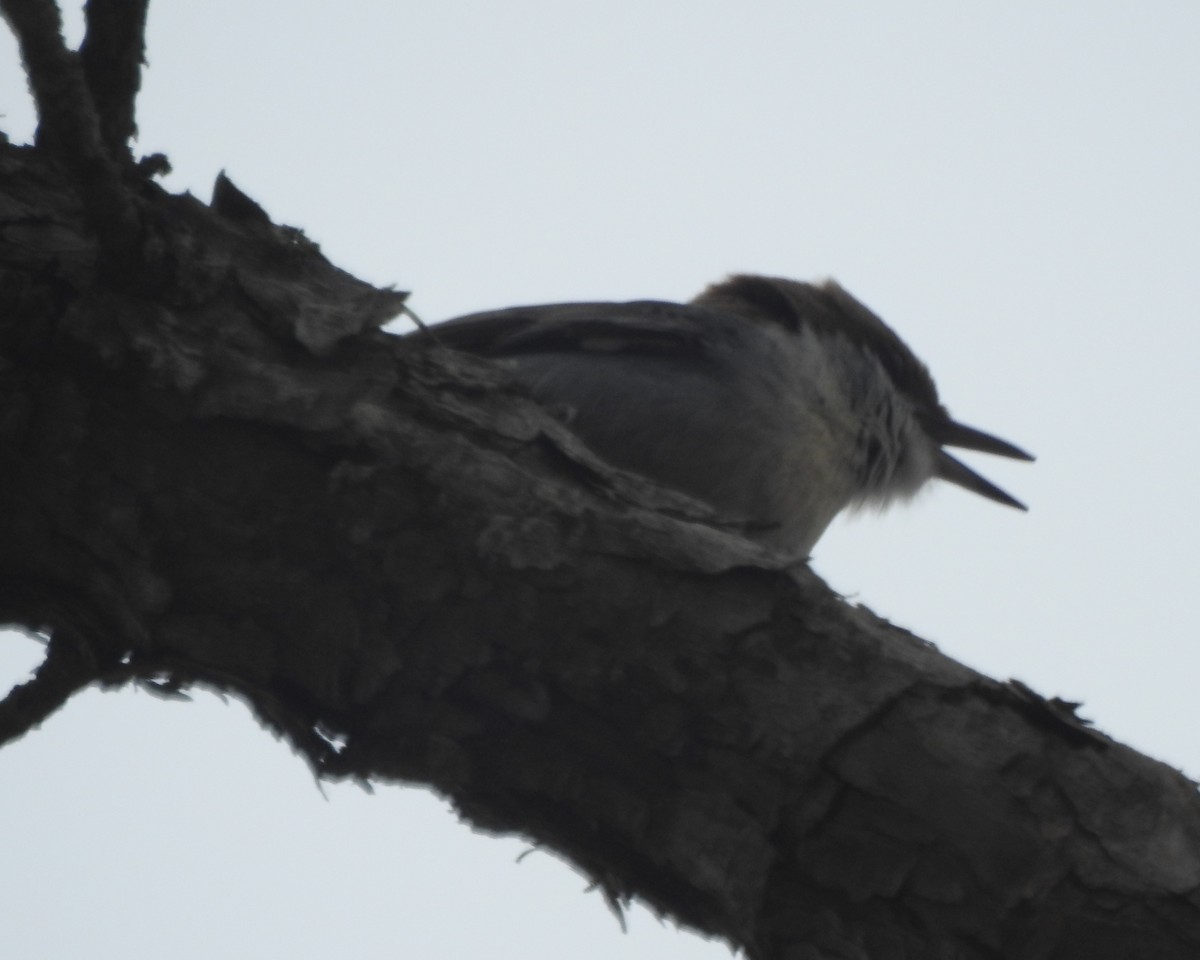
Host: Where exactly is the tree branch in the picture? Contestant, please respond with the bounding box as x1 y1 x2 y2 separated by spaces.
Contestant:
0 0 138 256
2 138 1200 959
0 625 92 748
79 0 150 161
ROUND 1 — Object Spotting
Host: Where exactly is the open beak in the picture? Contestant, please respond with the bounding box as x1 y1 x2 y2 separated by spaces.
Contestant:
932 420 1035 511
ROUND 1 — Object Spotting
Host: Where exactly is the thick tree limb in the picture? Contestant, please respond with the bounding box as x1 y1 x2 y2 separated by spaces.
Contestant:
3 139 1200 960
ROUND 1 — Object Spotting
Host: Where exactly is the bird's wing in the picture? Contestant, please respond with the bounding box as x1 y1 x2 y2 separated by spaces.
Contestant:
423 300 719 360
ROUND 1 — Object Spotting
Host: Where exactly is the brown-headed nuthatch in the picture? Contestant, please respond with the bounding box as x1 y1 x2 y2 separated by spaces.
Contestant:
429 275 1033 554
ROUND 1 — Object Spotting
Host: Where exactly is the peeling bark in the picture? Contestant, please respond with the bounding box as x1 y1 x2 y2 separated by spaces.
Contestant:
2 4 1200 957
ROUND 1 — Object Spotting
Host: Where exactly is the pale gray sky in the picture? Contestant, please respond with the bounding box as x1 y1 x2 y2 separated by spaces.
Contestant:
2 3 1199 958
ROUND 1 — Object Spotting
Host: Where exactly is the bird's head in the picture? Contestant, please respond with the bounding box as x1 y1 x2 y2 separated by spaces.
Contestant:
693 275 1034 510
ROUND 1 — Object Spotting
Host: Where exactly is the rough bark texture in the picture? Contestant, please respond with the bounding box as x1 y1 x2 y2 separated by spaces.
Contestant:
3 4 1200 957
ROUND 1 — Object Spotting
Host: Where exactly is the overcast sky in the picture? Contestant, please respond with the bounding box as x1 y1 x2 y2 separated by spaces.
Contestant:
3 3 1199 958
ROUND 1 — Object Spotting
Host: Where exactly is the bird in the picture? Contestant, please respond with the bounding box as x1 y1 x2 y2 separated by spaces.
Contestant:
424 274 1033 555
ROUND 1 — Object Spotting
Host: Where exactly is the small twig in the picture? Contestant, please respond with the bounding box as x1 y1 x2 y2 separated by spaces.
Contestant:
401 303 434 335
0 0 138 251
1 0 110 163
79 0 151 161
0 625 101 748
